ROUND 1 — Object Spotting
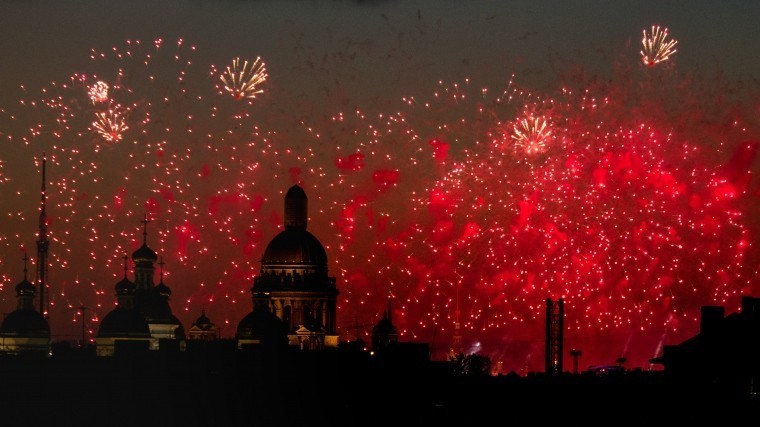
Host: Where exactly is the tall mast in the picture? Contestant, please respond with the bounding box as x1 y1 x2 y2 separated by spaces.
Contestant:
36 153 50 318
451 283 462 356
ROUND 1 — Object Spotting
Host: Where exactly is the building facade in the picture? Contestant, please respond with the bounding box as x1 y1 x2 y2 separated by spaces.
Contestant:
237 184 340 350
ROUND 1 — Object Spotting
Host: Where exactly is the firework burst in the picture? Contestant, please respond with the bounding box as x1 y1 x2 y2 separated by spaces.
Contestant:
511 114 552 155
641 25 678 67
88 81 110 104
92 106 128 142
217 57 268 101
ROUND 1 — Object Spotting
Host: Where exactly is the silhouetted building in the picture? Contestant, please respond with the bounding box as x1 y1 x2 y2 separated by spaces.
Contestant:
0 254 51 355
371 299 399 353
188 308 219 340
236 295 288 350
96 218 185 356
131 218 185 348
239 184 339 350
651 296 760 396
95 255 151 356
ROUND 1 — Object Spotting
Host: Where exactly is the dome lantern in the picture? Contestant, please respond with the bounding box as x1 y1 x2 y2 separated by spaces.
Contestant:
284 184 308 230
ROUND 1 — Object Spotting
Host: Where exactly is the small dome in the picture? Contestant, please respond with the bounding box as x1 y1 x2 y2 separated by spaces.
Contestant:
261 229 328 267
15 279 36 295
132 243 157 262
97 307 151 338
193 311 213 329
155 281 171 296
115 276 134 294
0 308 50 337
236 307 288 344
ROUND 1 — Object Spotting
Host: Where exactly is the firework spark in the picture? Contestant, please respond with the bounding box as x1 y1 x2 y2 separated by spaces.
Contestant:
511 114 552 155
641 25 678 67
92 107 128 142
218 57 268 101
88 81 109 104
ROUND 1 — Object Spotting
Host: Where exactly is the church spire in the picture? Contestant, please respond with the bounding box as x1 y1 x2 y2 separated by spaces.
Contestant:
158 256 165 283
36 153 50 318
141 212 150 245
131 213 157 290
23 252 29 281
122 254 129 279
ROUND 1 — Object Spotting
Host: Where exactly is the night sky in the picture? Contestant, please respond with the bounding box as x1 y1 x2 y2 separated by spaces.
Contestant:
1 0 759 373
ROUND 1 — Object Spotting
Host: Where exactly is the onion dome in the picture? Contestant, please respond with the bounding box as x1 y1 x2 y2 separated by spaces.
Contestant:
97 307 151 338
132 243 157 262
154 280 171 297
132 213 157 261
0 309 50 337
115 276 134 295
15 278 36 296
115 254 134 294
154 257 171 296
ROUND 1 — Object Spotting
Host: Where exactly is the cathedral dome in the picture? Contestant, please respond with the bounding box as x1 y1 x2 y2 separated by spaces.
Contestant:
132 243 157 262
97 307 151 338
260 184 328 268
0 308 50 337
261 229 328 267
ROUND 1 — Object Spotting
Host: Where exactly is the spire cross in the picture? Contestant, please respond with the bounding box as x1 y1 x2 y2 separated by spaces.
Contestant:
158 256 165 282
22 252 29 280
122 254 129 278
140 213 151 244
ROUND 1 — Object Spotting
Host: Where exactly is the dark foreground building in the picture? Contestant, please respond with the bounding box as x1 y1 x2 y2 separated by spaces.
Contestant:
0 339 757 427
651 296 760 399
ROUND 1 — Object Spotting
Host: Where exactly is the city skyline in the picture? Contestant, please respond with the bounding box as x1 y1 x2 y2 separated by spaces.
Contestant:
1 1 759 372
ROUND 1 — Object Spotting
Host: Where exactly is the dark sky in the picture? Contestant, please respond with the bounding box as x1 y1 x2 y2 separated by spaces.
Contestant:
2 1 759 107
1 0 760 372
